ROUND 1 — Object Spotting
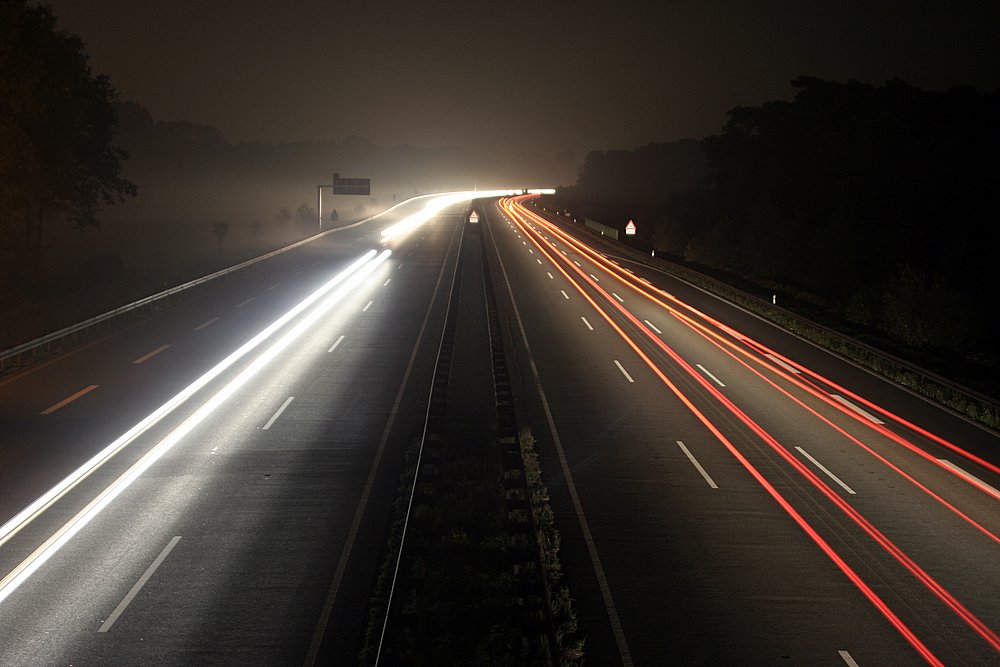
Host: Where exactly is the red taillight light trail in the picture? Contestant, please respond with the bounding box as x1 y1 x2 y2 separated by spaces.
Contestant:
500 196 1000 661
510 197 1000 498
751 340 1000 479
506 202 1000 544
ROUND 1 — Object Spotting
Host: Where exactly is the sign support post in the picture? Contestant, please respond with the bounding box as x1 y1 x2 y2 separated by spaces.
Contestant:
316 173 372 230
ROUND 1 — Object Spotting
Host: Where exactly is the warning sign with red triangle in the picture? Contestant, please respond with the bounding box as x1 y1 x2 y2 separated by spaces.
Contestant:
625 219 637 235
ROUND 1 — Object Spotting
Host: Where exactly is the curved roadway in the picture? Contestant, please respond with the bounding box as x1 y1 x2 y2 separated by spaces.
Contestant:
0 192 997 666
486 195 1000 666
0 195 473 664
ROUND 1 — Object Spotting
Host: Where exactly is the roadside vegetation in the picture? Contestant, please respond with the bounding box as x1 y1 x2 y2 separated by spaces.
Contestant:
361 427 583 666
554 76 1000 418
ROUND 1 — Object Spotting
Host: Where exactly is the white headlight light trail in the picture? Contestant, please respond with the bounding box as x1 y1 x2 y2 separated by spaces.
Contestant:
0 249 391 605
0 250 378 552
380 190 513 240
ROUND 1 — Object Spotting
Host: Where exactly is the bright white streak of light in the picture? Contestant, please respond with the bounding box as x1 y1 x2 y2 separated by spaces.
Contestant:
379 190 516 240
0 250 377 550
0 249 392 605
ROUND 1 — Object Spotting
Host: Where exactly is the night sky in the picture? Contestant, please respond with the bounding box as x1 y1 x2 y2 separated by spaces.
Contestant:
46 1 1000 162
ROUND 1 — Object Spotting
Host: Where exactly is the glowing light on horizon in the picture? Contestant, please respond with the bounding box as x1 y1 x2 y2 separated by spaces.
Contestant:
379 190 551 240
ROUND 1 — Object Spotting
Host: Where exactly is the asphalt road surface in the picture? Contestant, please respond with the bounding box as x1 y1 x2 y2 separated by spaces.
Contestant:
0 195 475 665
486 196 999 666
1 192 997 666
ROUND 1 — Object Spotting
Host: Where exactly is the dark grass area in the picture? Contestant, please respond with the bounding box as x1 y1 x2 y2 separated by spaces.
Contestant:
0 220 323 351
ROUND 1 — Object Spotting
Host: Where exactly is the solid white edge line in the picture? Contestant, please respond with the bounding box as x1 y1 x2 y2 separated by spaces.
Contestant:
304 230 461 662
830 394 885 425
0 250 380 553
796 446 856 495
838 649 860 667
613 360 635 383
581 317 594 331
676 441 718 488
328 335 346 353
937 459 1000 497
485 218 634 665
263 396 295 430
696 364 726 388
99 536 181 633
12 249 402 601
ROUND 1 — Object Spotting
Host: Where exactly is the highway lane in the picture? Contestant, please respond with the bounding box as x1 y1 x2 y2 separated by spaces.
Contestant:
487 196 1000 665
0 199 411 516
2 189 996 665
0 194 490 664
521 198 1000 484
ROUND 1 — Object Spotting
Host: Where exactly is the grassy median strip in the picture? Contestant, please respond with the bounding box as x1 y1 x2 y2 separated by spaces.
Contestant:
360 426 583 666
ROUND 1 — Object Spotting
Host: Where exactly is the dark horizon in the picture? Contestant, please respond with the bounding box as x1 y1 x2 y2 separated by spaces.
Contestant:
45 0 1000 168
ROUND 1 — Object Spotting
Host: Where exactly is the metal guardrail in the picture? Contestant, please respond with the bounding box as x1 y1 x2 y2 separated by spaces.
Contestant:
0 201 411 376
534 203 1000 428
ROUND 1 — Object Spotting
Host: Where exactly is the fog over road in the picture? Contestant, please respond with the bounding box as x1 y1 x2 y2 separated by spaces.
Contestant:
0 194 997 665
0 195 483 664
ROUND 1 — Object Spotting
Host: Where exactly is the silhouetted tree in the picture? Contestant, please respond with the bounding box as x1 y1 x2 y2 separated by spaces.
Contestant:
211 221 229 249
565 76 1000 359
152 119 225 156
295 203 316 226
0 1 136 281
274 206 292 227
572 140 706 210
696 76 1000 304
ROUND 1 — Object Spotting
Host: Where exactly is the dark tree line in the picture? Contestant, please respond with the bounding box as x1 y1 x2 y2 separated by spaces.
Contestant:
109 100 491 226
571 140 706 210
114 101 226 158
0 1 135 282
564 77 1000 359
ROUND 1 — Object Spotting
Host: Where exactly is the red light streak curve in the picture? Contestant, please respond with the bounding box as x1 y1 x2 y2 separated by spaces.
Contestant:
511 202 1000 541
503 196 1000 660
515 197 1000 501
